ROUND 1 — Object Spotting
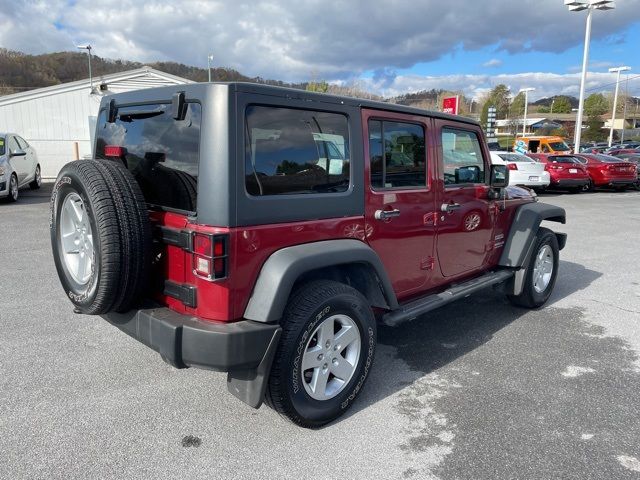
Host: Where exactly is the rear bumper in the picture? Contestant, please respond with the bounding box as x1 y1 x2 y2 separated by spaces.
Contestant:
102 305 281 372
551 178 589 187
595 178 635 186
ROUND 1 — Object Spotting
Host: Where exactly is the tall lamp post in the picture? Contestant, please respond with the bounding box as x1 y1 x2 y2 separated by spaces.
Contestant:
519 87 535 136
76 44 94 93
607 66 631 147
565 0 616 153
207 54 214 82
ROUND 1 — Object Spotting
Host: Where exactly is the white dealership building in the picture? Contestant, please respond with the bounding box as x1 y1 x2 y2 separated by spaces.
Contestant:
0 67 191 179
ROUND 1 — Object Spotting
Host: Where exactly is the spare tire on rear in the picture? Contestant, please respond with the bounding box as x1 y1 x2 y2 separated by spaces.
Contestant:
50 160 152 314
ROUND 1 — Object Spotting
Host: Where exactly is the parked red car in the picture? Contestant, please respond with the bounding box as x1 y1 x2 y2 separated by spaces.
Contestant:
526 154 590 193
573 154 637 191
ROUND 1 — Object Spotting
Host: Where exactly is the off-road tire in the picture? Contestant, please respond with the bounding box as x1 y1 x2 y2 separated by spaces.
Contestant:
29 164 41 189
50 160 151 314
507 227 559 309
266 280 376 428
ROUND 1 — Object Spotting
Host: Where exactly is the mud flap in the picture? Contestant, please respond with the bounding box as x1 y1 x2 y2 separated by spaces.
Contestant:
226 329 282 408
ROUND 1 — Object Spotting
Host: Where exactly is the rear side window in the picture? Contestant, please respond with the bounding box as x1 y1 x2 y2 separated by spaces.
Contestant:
368 120 426 189
441 128 485 185
245 106 350 196
95 103 201 213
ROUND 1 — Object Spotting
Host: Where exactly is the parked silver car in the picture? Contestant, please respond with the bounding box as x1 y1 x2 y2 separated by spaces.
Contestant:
0 133 41 202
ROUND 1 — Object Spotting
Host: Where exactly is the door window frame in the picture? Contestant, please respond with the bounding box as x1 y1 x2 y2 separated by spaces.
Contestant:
439 125 490 188
364 112 432 193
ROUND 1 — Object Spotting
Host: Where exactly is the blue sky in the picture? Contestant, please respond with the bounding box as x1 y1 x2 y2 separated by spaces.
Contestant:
1 0 639 99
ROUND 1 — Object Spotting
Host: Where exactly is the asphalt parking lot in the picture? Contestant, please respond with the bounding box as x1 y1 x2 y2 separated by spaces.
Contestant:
1 184 639 479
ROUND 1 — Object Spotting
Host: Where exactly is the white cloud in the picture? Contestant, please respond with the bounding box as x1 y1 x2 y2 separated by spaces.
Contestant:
0 0 639 89
482 59 503 68
357 71 640 100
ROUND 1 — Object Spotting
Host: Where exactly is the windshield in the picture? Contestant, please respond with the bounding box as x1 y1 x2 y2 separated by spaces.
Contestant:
548 141 570 152
0 136 5 156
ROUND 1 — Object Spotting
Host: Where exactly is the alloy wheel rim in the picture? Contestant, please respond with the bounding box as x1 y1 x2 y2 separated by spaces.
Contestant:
532 244 554 293
60 193 94 285
10 176 17 200
301 314 361 401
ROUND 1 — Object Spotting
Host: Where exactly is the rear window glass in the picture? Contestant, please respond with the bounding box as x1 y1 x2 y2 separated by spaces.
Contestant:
595 154 626 163
550 156 579 164
548 141 570 151
95 102 201 213
498 153 531 162
245 106 350 196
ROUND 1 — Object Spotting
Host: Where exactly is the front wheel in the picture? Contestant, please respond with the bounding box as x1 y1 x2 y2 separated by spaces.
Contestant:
266 280 376 428
7 174 18 202
508 227 559 309
29 165 41 189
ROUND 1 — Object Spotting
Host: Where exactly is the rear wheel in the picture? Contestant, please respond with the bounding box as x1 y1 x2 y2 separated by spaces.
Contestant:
266 280 376 428
583 179 594 192
508 227 559 308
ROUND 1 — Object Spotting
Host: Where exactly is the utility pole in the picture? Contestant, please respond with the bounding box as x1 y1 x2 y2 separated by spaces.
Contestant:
207 54 214 82
76 44 93 93
520 88 535 136
608 66 631 147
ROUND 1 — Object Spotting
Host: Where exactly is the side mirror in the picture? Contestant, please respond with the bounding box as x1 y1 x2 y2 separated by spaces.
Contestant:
10 148 26 157
490 164 509 188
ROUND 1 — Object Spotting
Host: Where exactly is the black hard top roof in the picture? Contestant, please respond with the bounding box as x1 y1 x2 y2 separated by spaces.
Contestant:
227 82 480 127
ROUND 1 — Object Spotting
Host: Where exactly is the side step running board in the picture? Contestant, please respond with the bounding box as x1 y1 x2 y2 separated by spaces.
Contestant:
382 269 515 327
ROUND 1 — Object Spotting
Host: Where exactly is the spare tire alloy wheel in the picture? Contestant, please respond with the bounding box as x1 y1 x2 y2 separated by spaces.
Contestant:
60 192 94 286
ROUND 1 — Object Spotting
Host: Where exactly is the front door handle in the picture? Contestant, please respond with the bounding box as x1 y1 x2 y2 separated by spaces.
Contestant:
441 202 461 213
374 209 401 220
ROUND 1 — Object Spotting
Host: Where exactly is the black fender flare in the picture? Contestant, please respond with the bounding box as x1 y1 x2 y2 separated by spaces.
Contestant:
243 239 398 323
499 202 567 269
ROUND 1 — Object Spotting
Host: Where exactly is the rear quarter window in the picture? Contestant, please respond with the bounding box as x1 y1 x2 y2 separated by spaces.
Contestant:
95 102 201 213
244 106 350 196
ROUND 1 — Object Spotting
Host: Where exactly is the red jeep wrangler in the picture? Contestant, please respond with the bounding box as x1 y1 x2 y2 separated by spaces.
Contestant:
50 83 566 427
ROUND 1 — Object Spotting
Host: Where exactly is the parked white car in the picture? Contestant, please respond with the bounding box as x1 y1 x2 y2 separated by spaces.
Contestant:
490 151 550 190
0 133 41 202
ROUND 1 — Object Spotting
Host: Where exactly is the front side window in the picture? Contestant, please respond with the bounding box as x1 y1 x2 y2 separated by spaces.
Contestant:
95 102 201 213
245 106 350 196
369 120 426 189
15 136 28 149
0 136 5 156
441 128 486 186
8 136 20 155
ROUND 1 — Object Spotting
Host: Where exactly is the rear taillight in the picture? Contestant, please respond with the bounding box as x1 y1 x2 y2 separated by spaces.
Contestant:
507 163 518 170
192 233 228 281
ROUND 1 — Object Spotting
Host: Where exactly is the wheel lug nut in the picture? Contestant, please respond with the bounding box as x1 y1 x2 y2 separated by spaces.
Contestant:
323 363 328 370
317 354 323 361
332 358 338 366
325 340 331 349
334 345 340 351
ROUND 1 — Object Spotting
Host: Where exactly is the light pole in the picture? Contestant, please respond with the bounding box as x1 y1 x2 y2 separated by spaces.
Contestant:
608 66 631 147
76 44 94 93
565 0 616 153
207 54 214 82
519 88 535 136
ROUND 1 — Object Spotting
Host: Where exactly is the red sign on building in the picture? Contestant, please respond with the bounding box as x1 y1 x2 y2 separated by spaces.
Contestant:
442 96 459 115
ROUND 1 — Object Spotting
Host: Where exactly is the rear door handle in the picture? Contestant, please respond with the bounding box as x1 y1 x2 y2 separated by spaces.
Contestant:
374 209 401 220
441 202 461 213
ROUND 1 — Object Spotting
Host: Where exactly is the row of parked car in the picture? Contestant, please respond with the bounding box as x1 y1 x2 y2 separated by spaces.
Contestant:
491 149 640 193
